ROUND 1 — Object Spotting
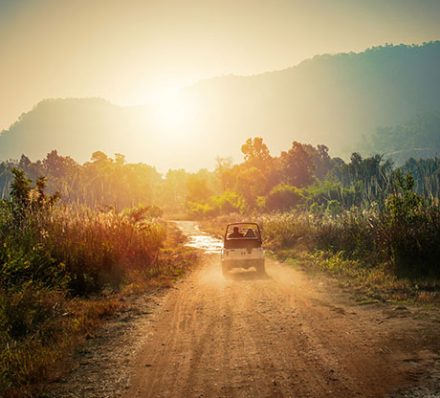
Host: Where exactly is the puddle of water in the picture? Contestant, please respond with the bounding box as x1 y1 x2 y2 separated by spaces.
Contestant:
174 220 223 254
185 235 223 253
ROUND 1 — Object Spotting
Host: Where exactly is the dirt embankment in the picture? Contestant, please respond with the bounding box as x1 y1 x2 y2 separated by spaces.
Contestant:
50 222 440 398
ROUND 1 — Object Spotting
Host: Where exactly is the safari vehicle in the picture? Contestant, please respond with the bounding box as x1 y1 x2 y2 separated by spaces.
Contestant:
221 222 265 275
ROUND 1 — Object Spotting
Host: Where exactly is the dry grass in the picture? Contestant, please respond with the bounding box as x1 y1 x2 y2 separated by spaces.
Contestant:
284 250 440 304
0 210 198 398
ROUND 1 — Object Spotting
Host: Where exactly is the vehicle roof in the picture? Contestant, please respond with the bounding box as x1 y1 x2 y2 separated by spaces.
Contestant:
226 222 261 228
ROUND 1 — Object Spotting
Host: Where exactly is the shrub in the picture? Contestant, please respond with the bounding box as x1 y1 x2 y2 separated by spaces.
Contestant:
264 184 304 212
186 191 245 218
210 191 245 214
384 172 440 278
186 201 216 218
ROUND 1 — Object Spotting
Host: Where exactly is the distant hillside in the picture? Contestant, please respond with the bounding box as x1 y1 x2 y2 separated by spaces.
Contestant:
1 41 440 170
181 41 440 161
367 112 440 164
0 98 155 163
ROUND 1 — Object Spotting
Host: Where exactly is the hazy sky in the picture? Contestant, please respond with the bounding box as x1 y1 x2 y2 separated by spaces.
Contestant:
1 0 440 130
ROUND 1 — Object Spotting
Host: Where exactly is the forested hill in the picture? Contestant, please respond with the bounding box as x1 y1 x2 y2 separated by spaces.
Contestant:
0 98 154 165
1 41 440 169
183 41 440 162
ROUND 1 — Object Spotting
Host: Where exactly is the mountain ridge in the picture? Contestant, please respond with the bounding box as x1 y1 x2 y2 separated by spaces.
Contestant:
1 41 440 170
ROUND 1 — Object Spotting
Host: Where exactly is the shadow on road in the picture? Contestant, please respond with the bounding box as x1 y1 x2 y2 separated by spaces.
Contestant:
224 269 270 281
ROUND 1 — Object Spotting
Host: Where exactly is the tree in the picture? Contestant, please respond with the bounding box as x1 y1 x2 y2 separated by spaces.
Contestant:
186 170 213 202
9 168 31 223
91 151 109 163
114 153 126 165
280 142 315 187
241 137 271 163
215 157 234 191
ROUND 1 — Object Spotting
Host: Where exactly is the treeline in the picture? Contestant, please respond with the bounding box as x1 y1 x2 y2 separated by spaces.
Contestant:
0 150 161 210
0 138 439 216
183 137 440 217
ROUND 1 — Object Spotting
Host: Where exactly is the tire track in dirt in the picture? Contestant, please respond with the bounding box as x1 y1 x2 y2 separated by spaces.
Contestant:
124 244 437 398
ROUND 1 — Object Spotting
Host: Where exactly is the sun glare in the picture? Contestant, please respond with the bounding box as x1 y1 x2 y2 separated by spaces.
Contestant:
150 89 195 130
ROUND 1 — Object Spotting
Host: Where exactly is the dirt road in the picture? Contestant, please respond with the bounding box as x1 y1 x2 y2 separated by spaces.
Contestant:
123 221 440 398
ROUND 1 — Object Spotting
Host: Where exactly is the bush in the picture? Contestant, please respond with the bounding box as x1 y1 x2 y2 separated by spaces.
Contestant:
211 191 246 214
186 201 216 218
384 172 440 277
264 184 304 212
186 191 245 218
305 180 357 208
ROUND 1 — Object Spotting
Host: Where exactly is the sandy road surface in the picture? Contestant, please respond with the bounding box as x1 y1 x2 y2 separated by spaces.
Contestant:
123 221 440 398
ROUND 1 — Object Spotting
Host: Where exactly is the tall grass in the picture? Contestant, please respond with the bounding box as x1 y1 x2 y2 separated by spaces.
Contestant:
46 206 166 294
0 171 194 397
259 198 440 279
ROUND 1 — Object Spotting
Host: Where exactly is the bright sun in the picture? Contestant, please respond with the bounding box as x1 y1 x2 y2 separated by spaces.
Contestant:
150 89 195 130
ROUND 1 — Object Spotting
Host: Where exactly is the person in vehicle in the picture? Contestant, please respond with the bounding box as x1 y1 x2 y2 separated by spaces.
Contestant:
244 228 256 238
228 226 244 238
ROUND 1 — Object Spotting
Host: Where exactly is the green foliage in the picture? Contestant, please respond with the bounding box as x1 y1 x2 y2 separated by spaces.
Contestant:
386 172 422 223
259 213 312 249
2 134 437 217
9 168 31 223
325 200 342 217
187 191 245 218
304 180 355 207
0 284 58 340
210 191 245 214
0 241 66 291
0 170 65 291
260 185 440 280
264 184 304 212
402 157 440 198
384 172 440 278
0 151 162 211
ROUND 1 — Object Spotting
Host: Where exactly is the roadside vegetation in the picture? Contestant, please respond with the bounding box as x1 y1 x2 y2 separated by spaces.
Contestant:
0 169 196 398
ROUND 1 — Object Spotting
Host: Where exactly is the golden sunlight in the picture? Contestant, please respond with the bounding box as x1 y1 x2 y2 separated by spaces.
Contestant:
151 89 196 130
2 2 440 397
